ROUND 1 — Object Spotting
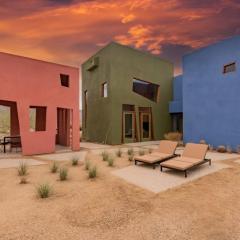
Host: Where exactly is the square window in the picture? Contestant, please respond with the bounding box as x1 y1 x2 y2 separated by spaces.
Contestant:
29 106 47 132
223 63 236 74
101 82 108 98
60 74 69 87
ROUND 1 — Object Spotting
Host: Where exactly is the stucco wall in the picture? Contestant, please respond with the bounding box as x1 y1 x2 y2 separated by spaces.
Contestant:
0 52 80 155
183 35 240 149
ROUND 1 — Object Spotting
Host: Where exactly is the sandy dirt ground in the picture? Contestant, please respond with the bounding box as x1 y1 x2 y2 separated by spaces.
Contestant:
0 152 240 240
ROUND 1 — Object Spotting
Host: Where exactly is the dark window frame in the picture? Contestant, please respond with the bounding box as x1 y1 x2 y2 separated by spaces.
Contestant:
60 74 70 87
223 62 236 74
101 82 108 98
29 106 47 132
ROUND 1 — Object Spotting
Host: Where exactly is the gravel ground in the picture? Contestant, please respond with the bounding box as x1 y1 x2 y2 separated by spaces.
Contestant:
0 152 240 240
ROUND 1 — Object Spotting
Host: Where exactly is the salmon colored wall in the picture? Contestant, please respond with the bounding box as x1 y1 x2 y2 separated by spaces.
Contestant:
0 52 80 155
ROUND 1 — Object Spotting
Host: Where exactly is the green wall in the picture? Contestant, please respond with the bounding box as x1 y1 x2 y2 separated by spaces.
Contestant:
82 42 173 145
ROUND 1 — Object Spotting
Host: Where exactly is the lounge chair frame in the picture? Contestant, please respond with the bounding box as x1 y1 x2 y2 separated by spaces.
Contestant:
135 154 180 169
160 158 212 178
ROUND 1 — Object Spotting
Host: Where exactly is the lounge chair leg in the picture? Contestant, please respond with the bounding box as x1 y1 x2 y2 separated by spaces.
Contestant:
160 166 163 172
209 160 212 166
153 164 155 169
135 160 137 165
185 171 187 178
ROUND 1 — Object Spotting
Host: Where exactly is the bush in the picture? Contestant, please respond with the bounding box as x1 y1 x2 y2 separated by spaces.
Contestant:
89 166 97 179
107 157 115 167
37 183 52 199
50 161 58 173
101 151 109 161
127 148 134 156
217 145 226 153
116 149 122 157
128 153 134 162
139 149 145 156
85 159 91 170
71 156 79 166
59 168 68 181
164 132 182 142
19 177 27 184
18 161 28 176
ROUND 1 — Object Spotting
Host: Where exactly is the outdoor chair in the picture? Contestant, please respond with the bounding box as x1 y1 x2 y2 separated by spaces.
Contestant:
160 143 211 178
134 140 178 169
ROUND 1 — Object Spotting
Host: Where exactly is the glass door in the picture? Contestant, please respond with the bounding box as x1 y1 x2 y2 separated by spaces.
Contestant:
123 111 135 143
140 112 152 141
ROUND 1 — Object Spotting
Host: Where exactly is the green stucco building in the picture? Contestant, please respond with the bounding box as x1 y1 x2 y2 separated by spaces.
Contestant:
82 42 173 145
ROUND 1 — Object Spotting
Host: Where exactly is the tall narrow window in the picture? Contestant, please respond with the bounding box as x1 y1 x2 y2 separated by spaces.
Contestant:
101 82 108 98
84 90 88 128
29 106 47 132
132 78 159 102
223 62 236 74
60 74 69 87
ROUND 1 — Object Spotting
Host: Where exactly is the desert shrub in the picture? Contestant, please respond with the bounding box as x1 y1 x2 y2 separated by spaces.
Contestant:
88 166 97 179
71 156 79 166
217 145 226 153
37 183 52 198
101 151 109 161
128 153 134 162
107 157 115 167
18 161 28 176
50 161 58 173
59 168 68 181
139 149 145 156
127 148 134 156
19 177 27 184
85 159 91 170
226 146 232 153
164 132 182 142
115 149 122 157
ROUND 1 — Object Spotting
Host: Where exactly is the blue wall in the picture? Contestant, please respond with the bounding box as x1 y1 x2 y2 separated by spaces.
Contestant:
183 35 240 149
169 75 183 113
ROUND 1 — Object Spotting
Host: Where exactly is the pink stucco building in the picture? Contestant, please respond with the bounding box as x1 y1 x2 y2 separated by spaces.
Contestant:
0 52 80 155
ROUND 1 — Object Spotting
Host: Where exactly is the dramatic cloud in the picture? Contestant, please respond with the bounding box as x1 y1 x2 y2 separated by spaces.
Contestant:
0 0 239 75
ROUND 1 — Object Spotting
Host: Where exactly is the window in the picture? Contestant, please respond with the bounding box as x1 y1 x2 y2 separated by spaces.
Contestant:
101 82 108 98
60 74 69 87
29 106 47 132
84 90 88 128
132 78 159 102
223 62 236 74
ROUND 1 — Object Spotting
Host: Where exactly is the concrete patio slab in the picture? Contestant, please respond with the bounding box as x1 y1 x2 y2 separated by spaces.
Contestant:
0 158 46 169
80 142 113 150
123 141 160 147
35 151 88 162
112 163 229 193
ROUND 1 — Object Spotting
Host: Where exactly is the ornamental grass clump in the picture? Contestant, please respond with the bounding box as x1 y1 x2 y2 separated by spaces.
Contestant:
148 148 153 154
37 183 52 199
71 156 79 166
107 157 115 167
88 166 97 179
127 148 134 156
59 167 68 181
50 161 58 173
19 177 28 184
139 149 145 156
101 151 109 162
85 159 91 170
128 153 134 162
18 161 28 176
116 149 122 157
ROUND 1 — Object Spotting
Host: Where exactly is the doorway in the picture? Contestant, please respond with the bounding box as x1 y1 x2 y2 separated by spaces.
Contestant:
139 107 152 141
56 108 73 149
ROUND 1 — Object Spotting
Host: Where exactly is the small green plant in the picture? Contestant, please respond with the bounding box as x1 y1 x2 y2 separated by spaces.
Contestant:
139 149 145 156
107 157 115 167
88 166 97 179
101 151 109 161
37 183 52 198
19 177 27 184
128 153 134 162
59 168 68 181
71 156 79 166
85 159 91 170
116 148 122 157
18 161 28 176
127 148 134 156
148 148 153 154
50 161 58 173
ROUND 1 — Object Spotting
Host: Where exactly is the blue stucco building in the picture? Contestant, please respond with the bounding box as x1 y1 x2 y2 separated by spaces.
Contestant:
170 35 240 149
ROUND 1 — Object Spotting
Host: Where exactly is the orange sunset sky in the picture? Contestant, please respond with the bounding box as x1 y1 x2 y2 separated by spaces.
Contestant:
0 0 239 75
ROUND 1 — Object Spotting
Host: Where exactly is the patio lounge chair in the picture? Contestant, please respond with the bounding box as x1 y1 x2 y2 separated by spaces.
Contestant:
134 140 178 169
160 143 211 178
